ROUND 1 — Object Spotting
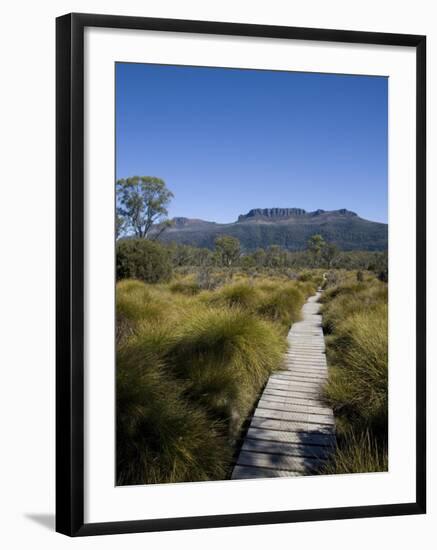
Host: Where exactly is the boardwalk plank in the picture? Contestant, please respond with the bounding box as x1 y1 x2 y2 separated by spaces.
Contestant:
232 291 335 480
257 399 333 416
242 439 332 458
236 450 322 472
255 407 335 425
267 378 324 388
246 427 335 447
259 394 328 408
263 388 321 400
265 382 321 395
250 416 334 434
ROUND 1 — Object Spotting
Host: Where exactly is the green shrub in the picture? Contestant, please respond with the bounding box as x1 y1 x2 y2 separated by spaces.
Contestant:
116 239 172 283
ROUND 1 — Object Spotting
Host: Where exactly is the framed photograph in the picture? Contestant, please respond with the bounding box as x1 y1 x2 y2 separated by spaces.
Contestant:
56 13 426 536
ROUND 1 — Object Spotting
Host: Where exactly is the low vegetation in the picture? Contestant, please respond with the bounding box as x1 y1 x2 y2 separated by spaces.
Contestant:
116 273 316 485
116 239 173 283
115 175 389 482
117 235 388 280
320 273 388 474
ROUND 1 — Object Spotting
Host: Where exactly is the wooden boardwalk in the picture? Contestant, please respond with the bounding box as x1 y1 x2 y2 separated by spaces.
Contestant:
232 291 335 479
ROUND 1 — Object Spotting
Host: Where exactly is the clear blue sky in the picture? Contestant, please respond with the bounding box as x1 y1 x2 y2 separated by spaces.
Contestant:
116 63 388 224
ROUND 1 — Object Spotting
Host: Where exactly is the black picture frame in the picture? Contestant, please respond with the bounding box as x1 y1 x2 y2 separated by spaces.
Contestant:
56 12 426 537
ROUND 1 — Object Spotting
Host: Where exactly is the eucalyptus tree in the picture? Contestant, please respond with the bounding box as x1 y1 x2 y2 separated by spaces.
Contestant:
214 236 241 267
116 176 174 239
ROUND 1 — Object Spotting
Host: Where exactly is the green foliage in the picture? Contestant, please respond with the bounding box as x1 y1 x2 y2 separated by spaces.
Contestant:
307 234 326 255
306 235 341 268
169 242 214 267
115 212 127 239
214 235 241 267
116 176 173 238
265 245 288 268
116 239 172 283
321 242 339 267
164 241 387 273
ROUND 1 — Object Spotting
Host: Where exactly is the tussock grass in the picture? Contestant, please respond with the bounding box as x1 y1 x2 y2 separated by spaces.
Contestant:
201 279 314 333
298 271 323 287
117 332 229 485
256 285 305 331
116 275 306 484
116 279 192 345
169 278 201 295
168 307 286 439
203 282 262 310
322 280 387 335
321 430 388 475
324 304 388 431
321 276 388 474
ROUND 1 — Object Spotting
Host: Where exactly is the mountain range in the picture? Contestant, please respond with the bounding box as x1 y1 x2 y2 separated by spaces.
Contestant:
158 208 388 251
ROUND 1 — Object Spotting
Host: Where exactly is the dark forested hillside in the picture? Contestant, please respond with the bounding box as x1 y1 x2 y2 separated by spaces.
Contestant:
157 208 387 251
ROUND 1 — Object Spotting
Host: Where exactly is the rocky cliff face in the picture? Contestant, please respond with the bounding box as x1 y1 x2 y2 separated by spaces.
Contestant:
238 207 357 222
238 208 307 221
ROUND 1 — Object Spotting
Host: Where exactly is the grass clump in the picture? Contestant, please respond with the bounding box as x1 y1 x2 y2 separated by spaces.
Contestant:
168 307 286 439
321 430 388 475
324 303 388 431
203 282 262 310
117 331 230 485
169 277 201 295
321 280 387 335
202 279 314 334
320 276 388 474
256 284 306 331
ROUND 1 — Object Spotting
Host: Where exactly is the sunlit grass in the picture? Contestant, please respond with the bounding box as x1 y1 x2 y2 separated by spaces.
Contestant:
116 275 307 484
321 274 388 473
117 331 230 485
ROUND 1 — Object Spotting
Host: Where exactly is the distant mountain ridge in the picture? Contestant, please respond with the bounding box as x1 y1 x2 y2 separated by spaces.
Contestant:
158 208 387 251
